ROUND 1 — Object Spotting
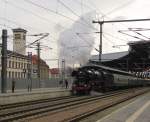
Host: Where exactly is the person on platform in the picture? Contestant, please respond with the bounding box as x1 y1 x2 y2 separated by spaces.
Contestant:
59 80 63 85
65 79 68 89
12 79 15 93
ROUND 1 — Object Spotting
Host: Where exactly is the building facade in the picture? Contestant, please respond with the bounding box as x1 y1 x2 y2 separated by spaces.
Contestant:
49 68 59 78
0 28 49 80
32 55 49 79
0 48 29 79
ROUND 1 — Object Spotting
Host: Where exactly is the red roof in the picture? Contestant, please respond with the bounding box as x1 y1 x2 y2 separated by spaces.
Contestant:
49 68 59 74
32 55 49 68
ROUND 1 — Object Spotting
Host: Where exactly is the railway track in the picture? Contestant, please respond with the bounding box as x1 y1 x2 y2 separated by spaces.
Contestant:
0 95 75 110
0 87 149 122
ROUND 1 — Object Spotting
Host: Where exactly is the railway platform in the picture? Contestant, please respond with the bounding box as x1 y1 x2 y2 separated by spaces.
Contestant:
0 87 71 105
97 91 150 122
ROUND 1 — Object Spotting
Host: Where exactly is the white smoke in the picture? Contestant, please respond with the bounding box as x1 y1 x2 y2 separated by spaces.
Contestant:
58 11 96 67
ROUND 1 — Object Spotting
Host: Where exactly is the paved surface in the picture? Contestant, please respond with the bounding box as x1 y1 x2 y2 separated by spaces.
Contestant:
0 87 71 95
0 87 71 105
96 91 150 122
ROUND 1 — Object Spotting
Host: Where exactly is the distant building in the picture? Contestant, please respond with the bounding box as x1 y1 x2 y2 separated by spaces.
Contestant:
49 68 59 78
0 45 29 79
32 55 49 79
0 28 49 80
90 40 150 72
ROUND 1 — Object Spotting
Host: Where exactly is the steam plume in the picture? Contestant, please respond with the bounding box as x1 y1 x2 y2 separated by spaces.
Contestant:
58 11 96 67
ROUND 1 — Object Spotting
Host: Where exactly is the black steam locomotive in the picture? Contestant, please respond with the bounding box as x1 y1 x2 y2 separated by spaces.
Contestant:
71 64 149 94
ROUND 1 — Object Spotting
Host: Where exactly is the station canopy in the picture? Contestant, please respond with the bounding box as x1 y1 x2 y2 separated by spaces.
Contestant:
90 41 150 72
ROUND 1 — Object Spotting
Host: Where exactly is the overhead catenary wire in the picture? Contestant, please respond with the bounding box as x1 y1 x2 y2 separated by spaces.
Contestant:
101 0 135 18
2 0 145 60
24 0 98 31
3 0 126 53
104 32 129 42
128 28 150 31
73 0 133 45
127 28 150 40
58 0 97 31
76 33 99 53
24 0 78 22
102 34 117 46
0 23 13 29
0 16 41 32
0 0 101 66
74 0 133 45
118 30 145 40
21 0 100 50
7 33 49 58
102 34 127 50
85 0 146 43
3 0 137 46
4 0 68 31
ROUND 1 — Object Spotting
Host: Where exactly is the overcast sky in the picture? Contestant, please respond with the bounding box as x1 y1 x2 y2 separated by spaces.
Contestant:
0 0 150 67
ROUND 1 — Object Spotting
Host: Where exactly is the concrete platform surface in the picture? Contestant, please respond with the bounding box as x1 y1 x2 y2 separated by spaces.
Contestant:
96 91 150 122
0 87 71 105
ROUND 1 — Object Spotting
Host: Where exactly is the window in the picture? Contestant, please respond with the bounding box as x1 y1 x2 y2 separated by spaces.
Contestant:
18 62 20 68
21 72 23 78
15 72 17 78
14 62 16 68
12 72 14 78
18 72 20 78
12 62 14 68
21 63 23 68
9 71 11 78
23 35 26 40
16 62 18 68
14 34 21 39
24 63 26 69
9 61 11 68
7 61 9 67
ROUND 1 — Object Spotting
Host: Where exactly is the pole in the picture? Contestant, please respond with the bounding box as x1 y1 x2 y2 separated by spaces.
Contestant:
126 59 129 71
37 43 41 88
1 29 7 93
62 59 65 84
27 52 32 91
64 59 65 79
58 59 60 79
93 21 104 62
99 22 103 62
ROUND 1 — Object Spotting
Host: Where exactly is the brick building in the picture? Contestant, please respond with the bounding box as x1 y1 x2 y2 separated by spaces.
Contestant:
32 55 49 79
49 68 59 78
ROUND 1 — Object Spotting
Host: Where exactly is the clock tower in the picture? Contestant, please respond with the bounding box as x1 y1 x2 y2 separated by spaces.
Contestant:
13 28 27 55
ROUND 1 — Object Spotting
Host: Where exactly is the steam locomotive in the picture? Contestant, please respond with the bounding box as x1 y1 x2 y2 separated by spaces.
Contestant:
71 64 149 94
